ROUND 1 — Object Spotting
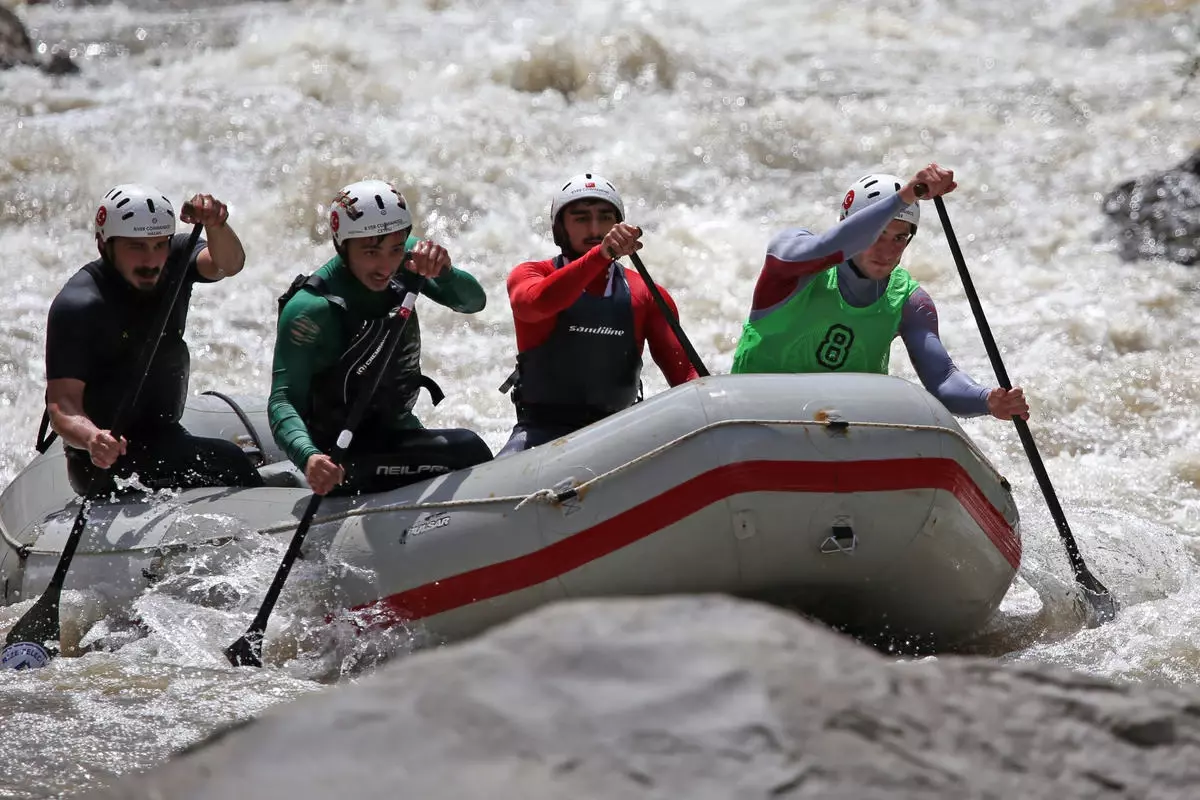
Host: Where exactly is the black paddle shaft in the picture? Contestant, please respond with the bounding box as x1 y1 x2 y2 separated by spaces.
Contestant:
627 251 710 377
930 196 1115 623
225 280 426 668
5 223 205 654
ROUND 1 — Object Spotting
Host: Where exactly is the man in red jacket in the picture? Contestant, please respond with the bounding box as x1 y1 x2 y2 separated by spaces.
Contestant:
498 173 699 456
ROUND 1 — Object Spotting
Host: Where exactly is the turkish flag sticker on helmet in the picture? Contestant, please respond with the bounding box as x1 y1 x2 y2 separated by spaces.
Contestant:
95 206 107 227
842 190 855 211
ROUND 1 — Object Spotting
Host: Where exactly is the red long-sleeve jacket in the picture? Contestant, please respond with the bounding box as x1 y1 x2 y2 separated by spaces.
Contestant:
507 244 699 386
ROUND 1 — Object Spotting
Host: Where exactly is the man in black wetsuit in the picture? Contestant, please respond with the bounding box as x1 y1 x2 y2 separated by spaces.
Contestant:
42 184 263 495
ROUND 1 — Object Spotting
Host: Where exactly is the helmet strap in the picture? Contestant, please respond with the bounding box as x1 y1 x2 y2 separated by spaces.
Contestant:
552 218 576 257
97 236 117 268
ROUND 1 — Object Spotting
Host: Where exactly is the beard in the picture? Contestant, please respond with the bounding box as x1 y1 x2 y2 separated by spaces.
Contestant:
127 267 164 295
563 238 604 261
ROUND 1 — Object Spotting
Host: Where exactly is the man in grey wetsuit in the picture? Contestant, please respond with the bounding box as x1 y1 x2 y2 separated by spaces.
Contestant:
732 162 1030 421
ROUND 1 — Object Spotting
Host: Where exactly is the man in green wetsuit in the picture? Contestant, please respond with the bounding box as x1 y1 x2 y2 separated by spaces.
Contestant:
269 179 493 496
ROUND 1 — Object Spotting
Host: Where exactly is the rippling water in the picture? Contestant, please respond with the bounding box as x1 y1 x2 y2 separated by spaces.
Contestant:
2 0 1199 796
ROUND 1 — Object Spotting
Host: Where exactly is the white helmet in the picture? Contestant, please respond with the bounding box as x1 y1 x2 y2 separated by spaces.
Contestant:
838 173 919 229
550 173 624 225
330 179 413 247
94 184 176 242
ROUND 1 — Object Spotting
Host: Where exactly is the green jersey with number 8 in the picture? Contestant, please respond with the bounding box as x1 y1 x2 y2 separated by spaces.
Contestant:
731 265 919 375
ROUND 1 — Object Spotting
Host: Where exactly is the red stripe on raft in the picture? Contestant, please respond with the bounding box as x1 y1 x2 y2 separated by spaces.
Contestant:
350 458 1019 625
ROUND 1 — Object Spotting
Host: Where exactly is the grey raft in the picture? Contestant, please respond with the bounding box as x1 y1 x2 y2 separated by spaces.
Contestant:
0 374 1019 652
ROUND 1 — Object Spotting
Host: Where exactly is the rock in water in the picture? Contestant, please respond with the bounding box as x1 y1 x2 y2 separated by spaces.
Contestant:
82 596 1200 799
44 48 80 76
0 3 36 71
0 4 82 74
1103 149 1200 266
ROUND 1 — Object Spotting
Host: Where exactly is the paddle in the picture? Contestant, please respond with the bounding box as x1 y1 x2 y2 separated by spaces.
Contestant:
224 278 426 668
3 223 205 668
926 191 1117 626
627 250 710 377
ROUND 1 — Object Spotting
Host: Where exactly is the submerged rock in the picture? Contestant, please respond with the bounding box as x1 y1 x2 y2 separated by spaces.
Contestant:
1102 150 1200 266
84 595 1200 799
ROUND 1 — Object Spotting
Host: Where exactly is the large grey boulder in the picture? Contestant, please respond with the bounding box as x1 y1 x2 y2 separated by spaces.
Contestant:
85 596 1200 799
1103 149 1200 266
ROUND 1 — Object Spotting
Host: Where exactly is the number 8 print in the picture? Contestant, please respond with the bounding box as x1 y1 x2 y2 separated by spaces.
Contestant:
816 324 855 370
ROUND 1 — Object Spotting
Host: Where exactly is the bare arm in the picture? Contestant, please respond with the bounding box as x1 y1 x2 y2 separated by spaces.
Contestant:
182 193 246 281
46 378 126 466
195 222 245 280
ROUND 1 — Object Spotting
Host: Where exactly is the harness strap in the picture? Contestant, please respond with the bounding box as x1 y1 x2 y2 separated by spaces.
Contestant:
35 408 58 454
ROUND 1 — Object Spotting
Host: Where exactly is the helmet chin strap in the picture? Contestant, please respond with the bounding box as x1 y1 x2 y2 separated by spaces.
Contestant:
551 219 574 257
98 239 119 271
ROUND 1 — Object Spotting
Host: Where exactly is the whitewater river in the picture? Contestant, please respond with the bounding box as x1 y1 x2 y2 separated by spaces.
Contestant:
1 0 1198 796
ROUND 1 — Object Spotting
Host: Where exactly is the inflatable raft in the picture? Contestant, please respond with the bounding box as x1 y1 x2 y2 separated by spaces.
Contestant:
0 373 1020 649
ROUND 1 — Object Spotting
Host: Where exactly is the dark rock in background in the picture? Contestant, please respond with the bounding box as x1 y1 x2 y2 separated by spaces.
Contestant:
0 3 37 70
0 3 81 74
1103 150 1200 266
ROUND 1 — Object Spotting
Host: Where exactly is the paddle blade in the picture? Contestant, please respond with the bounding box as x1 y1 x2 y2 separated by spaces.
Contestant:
1 640 53 670
224 632 264 668
3 589 61 660
1077 569 1119 628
